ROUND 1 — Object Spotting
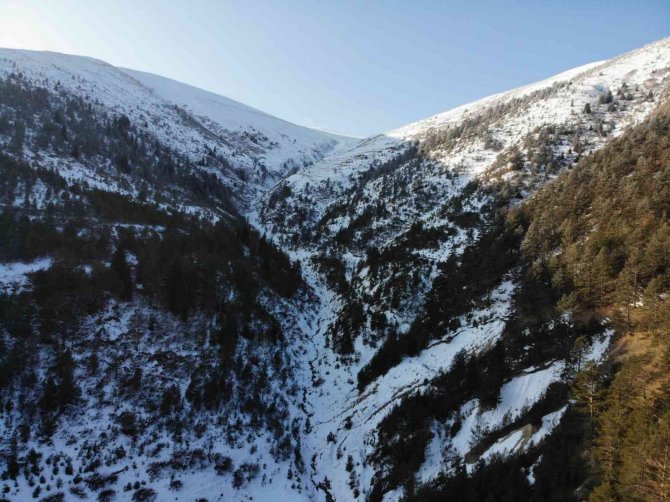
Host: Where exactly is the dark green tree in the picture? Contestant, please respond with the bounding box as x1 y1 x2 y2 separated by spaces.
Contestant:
111 245 133 301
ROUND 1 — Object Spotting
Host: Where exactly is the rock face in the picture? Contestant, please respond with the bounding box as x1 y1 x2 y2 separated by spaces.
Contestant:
0 38 668 501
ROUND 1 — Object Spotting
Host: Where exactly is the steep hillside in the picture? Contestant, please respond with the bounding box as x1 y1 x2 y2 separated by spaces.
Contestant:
518 99 670 501
124 68 355 175
0 48 356 211
0 37 669 502
257 37 670 501
0 56 326 501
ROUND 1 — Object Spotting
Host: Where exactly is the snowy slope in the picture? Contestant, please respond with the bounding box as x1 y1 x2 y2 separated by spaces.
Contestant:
260 34 670 374
264 37 670 220
0 48 357 206
389 60 605 139
2 37 670 502
394 37 669 139
123 68 356 174
254 36 670 501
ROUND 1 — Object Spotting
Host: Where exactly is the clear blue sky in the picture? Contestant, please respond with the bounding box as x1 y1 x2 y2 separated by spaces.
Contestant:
0 0 668 137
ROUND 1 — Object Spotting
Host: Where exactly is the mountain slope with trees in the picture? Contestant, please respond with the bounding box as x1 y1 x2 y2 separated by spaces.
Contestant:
0 68 315 501
0 38 669 501
403 66 670 502
256 36 670 501
519 98 670 501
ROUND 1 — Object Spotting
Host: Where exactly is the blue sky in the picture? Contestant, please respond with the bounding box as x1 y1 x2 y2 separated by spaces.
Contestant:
0 0 668 137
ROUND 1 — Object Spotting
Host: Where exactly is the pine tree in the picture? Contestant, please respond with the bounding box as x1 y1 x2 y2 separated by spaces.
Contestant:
9 119 25 155
39 376 59 413
599 89 614 105
111 246 133 300
56 350 79 407
592 357 647 495
592 249 611 307
6 435 19 479
160 384 182 416
643 276 664 332
565 336 589 378
571 361 603 426
616 264 639 334
508 145 525 170
639 413 670 501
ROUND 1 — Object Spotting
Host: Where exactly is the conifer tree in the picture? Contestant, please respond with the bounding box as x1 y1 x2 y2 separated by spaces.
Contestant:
571 361 603 425
639 413 670 501
111 245 133 301
9 119 25 156
55 349 79 408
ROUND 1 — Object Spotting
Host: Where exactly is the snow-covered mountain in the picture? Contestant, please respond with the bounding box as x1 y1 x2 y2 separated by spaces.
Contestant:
0 48 356 210
123 67 356 170
0 37 669 502
257 36 670 500
263 37 669 226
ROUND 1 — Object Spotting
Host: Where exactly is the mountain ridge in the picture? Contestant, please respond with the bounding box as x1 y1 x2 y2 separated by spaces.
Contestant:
0 47 358 212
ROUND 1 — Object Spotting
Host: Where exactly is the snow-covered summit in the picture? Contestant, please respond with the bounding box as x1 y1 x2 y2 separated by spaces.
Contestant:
266 36 670 215
391 36 670 139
